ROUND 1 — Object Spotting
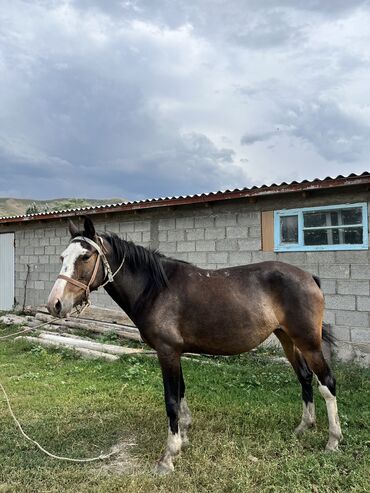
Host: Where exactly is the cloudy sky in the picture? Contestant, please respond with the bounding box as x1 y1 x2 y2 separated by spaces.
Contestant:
1 0 370 200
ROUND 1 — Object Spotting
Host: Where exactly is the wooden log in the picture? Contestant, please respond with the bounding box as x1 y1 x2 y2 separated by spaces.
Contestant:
37 304 135 326
17 336 119 361
34 313 142 342
37 332 145 356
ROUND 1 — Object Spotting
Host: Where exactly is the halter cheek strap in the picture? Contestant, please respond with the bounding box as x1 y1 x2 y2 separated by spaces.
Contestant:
57 236 125 302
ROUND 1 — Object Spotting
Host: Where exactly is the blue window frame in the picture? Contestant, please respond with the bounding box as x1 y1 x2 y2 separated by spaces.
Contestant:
274 203 368 252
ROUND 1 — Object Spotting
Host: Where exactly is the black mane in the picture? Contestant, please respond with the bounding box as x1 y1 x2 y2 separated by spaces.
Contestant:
102 232 187 315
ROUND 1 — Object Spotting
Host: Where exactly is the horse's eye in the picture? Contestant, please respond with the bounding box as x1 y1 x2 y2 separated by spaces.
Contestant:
82 254 90 262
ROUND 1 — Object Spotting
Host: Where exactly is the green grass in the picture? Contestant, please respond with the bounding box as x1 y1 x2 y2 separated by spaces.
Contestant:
0 323 369 493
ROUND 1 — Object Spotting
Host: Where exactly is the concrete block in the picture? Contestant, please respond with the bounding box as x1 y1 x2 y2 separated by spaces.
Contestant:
335 250 368 264
305 252 336 264
216 238 238 251
320 279 336 294
168 230 185 242
188 252 207 264
158 218 176 230
172 252 189 262
337 280 369 296
332 326 351 342
357 296 370 312
186 229 205 241
319 264 350 279
229 252 252 265
176 217 194 229
56 228 68 237
177 241 196 252
325 295 355 311
277 252 307 264
194 215 215 228
127 232 142 243
251 252 277 263
158 231 167 242
237 212 260 226
196 240 216 252
215 214 237 227
336 310 369 327
159 242 176 253
324 310 336 324
34 280 45 290
49 237 61 246
119 222 135 233
226 226 249 239
238 238 261 251
106 222 120 233
142 231 151 243
248 226 261 238
351 328 370 343
134 221 151 232
39 238 50 247
208 252 228 264
350 264 370 280
45 229 55 238
204 228 225 240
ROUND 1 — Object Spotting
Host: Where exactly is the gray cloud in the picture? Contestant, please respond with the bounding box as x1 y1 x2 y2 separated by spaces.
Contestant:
0 0 370 200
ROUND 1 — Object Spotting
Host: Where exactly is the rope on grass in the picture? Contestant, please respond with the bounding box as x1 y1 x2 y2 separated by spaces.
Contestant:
0 382 119 462
0 308 125 463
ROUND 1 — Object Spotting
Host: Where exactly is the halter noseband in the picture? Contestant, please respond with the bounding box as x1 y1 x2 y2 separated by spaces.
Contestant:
57 236 125 303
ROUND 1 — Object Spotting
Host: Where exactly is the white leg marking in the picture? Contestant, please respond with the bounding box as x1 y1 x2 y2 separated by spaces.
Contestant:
179 398 192 446
294 401 316 435
318 385 343 451
156 427 182 474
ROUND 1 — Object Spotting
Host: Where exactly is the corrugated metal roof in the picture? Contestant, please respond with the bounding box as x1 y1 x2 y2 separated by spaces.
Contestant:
1 171 369 224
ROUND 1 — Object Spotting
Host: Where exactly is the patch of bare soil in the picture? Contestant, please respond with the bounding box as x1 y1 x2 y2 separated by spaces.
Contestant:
97 438 141 475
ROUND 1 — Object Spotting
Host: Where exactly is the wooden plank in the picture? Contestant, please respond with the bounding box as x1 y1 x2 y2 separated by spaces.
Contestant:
18 336 119 361
37 304 135 327
261 211 275 252
34 313 142 342
37 332 145 355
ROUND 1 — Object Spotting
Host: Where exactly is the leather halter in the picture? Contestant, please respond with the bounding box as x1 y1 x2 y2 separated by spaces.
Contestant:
57 236 123 299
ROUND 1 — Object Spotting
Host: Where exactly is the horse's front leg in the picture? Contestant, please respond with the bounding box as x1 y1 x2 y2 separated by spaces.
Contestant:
155 349 183 474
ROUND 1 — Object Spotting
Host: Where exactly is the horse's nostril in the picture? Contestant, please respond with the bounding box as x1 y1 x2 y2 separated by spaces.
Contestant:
54 299 62 315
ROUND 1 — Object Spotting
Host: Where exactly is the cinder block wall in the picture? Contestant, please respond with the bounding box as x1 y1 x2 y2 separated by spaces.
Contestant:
1 187 370 364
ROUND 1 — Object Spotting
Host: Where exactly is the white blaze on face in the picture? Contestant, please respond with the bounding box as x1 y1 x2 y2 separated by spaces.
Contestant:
48 242 88 304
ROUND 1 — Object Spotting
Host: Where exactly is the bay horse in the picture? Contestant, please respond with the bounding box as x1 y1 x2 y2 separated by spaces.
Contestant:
47 216 342 473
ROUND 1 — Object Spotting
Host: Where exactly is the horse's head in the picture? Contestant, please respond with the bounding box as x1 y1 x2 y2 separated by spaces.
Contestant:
47 216 107 317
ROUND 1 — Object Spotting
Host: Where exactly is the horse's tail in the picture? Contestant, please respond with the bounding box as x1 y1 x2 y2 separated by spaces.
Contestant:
312 274 337 346
322 322 337 346
312 274 321 289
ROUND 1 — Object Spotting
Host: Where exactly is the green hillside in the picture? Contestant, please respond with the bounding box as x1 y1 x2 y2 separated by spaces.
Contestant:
0 197 126 217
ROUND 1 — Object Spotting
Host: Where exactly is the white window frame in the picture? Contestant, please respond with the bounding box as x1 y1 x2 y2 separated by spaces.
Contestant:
274 202 368 252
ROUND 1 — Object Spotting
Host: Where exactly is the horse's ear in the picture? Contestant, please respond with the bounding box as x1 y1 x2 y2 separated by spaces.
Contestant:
83 216 96 239
68 220 79 237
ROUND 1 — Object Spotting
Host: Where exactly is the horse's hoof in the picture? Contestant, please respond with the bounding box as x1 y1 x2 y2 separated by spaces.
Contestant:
325 443 340 452
181 436 190 448
154 461 174 475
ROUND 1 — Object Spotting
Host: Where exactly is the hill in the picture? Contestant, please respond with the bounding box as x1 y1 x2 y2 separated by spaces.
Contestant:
0 197 126 217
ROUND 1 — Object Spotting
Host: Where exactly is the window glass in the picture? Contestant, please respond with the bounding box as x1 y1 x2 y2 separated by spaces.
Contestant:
280 215 298 243
304 227 363 245
304 207 362 228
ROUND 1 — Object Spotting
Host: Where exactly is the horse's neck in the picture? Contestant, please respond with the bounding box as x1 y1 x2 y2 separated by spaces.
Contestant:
103 265 147 321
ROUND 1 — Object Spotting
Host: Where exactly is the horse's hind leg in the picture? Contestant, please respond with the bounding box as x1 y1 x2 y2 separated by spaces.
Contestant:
301 349 343 451
274 329 316 434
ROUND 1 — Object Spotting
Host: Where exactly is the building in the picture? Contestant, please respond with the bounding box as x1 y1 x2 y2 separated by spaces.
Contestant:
1 172 370 365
